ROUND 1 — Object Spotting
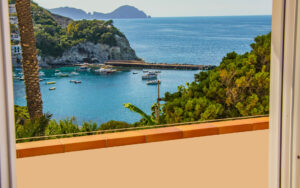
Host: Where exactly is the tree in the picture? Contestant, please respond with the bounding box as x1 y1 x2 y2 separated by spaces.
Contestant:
123 103 156 125
15 0 43 119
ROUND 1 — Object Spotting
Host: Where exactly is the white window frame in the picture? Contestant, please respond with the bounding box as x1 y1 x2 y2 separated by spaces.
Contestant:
0 0 17 187
269 0 300 187
0 0 297 188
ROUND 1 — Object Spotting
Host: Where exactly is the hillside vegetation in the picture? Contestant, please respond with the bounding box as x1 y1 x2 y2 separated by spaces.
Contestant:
30 2 127 58
158 33 271 124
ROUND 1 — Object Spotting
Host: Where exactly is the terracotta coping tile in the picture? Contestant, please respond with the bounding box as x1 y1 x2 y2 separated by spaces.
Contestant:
213 119 254 134
60 135 107 152
16 139 64 158
176 123 219 138
16 117 269 158
139 127 183 143
105 131 146 147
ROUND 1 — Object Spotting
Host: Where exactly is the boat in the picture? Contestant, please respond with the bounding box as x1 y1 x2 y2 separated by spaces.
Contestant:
143 70 149 73
70 72 79 76
142 72 158 80
95 67 116 74
49 87 56 90
77 66 91 72
55 70 60 73
39 71 45 77
133 72 138 74
146 80 162 85
75 81 82 84
70 80 76 83
39 79 44 81
19 76 24 81
55 72 69 77
155 70 161 73
46 81 56 85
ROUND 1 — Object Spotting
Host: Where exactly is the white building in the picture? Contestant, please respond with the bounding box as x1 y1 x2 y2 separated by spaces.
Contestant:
9 16 18 25
10 33 20 41
11 45 21 55
9 4 16 14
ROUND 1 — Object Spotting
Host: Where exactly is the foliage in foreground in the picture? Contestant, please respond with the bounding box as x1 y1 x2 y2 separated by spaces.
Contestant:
156 33 271 124
14 106 142 141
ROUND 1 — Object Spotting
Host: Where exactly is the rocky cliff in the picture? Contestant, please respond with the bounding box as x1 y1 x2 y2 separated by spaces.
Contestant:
29 2 139 67
39 34 138 66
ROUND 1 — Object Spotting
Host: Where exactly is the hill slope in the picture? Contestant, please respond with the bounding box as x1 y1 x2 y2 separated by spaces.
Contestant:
29 2 138 66
50 5 150 20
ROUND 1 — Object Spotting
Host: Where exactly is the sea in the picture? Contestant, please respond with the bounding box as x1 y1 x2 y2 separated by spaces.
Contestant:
13 16 272 124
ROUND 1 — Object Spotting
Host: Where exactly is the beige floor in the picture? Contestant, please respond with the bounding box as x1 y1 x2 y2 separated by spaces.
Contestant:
16 130 268 188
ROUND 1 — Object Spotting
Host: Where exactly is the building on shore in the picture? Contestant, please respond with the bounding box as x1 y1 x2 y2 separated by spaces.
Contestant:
9 4 16 14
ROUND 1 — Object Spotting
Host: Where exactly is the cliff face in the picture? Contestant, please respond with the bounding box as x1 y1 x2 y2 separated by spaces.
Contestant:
50 13 72 28
39 34 138 66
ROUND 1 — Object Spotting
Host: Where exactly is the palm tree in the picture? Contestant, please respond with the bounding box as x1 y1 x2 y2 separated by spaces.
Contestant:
15 0 43 119
123 103 156 125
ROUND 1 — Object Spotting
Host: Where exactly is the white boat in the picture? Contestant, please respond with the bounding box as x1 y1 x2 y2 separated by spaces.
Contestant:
70 72 79 76
142 72 157 80
77 66 91 72
133 72 138 74
19 76 24 81
39 71 45 77
70 80 76 83
49 87 56 90
95 68 116 74
55 72 69 77
146 80 162 85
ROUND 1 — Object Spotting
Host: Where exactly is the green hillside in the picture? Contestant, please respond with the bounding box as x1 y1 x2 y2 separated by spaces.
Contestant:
29 2 127 58
157 33 271 124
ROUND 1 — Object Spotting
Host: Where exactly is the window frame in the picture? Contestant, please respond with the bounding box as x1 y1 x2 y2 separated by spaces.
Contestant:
0 0 293 188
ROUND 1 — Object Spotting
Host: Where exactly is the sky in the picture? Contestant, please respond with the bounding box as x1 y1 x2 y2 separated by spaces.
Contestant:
33 0 272 17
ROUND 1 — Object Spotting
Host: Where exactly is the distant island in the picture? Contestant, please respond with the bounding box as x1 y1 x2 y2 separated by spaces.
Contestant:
49 5 151 20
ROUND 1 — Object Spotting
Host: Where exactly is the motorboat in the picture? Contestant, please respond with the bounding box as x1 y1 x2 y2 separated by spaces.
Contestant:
146 80 162 85
70 80 76 83
46 81 56 85
70 72 79 76
55 72 69 77
75 81 82 84
95 67 116 74
39 71 45 77
49 87 56 90
142 72 157 80
133 72 138 74
77 66 91 72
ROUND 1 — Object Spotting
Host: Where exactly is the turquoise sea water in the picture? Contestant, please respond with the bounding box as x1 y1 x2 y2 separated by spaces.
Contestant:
13 16 272 124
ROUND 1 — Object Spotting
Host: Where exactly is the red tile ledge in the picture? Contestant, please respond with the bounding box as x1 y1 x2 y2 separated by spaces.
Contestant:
16 117 269 158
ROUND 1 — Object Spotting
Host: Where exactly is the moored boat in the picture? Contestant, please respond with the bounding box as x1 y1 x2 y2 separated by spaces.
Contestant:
142 72 157 80
95 67 116 74
146 80 162 85
49 87 56 90
77 66 91 72
75 81 82 84
46 81 56 85
70 72 79 76
39 71 45 77
70 80 76 83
